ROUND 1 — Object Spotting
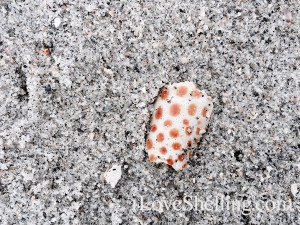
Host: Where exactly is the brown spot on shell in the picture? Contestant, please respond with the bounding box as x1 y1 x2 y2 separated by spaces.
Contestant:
172 142 181 150
191 90 202 98
178 154 185 162
149 154 156 161
196 127 201 135
177 86 188 96
169 128 179 138
155 106 163 119
151 124 157 132
201 106 208 117
164 120 173 127
170 103 181 117
42 48 51 55
188 103 197 116
183 119 189 126
159 147 167 155
166 159 174 165
160 87 169 100
157 133 164 142
146 139 153 150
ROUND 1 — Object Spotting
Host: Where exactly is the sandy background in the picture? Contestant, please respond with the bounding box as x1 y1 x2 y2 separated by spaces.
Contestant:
0 0 299 224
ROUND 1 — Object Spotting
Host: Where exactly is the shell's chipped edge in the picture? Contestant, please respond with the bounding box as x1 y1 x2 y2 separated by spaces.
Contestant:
146 81 214 171
104 165 122 188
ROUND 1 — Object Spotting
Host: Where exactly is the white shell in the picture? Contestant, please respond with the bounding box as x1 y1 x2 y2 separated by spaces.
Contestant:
104 165 122 188
291 183 298 197
54 17 61 28
146 81 213 171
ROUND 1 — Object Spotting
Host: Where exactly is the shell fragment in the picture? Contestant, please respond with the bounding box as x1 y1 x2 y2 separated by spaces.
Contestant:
104 165 122 188
146 81 213 171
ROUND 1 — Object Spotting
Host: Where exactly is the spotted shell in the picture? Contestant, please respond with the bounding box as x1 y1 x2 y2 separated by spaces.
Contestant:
146 81 213 171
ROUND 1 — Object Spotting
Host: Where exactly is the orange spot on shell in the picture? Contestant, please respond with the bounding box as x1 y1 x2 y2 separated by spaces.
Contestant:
155 106 163 119
177 86 188 96
183 119 189 126
160 87 169 100
196 127 201 135
169 128 179 138
188 103 197 116
201 106 208 117
182 163 187 169
191 90 202 98
149 154 156 161
188 150 193 158
159 147 167 155
170 103 181 117
185 126 192 136
172 142 181 150
42 48 51 55
187 140 192 147
151 124 157 132
166 159 174 165
146 139 153 150
164 120 173 127
178 154 185 162
157 133 164 142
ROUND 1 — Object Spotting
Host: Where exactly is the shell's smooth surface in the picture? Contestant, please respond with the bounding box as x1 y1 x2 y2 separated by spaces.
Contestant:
146 81 213 171
104 165 122 188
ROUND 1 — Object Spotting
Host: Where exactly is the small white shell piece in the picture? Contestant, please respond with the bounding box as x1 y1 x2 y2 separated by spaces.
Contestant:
104 165 122 188
146 81 213 171
291 183 298 198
